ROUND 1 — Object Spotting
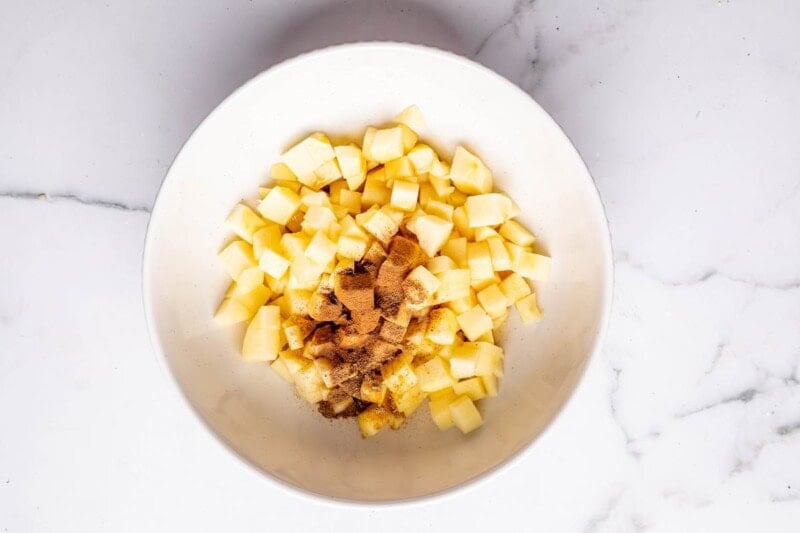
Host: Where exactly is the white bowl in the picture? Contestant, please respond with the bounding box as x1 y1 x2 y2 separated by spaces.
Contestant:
143 42 613 503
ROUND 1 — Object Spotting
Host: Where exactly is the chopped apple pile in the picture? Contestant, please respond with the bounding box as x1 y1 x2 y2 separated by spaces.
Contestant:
214 106 550 437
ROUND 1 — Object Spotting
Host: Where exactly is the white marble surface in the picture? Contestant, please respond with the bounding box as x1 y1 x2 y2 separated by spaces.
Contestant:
1 0 799 530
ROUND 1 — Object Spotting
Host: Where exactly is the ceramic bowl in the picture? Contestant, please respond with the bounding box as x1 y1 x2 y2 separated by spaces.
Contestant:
143 42 612 503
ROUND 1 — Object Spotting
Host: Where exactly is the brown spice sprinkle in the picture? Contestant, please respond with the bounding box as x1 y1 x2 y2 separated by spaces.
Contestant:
309 234 435 421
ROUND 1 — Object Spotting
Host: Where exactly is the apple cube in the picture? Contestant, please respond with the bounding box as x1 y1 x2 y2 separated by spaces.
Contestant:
465 193 515 228
283 290 312 316
361 175 391 208
300 189 332 209
258 246 290 279
338 189 362 215
474 227 500 242
429 158 450 177
393 384 426 416
301 206 337 234
467 241 493 280
288 255 325 290
382 356 418 394
294 363 327 404
429 397 455 430
281 132 336 184
449 146 493 195
277 349 307 376
482 374 498 397
269 162 297 182
312 159 342 189
441 237 468 268
360 378 387 404
390 179 419 211
305 231 337 266
425 200 454 221
427 255 456 274
515 292 544 323
358 404 392 437
242 309 282 362
337 234 368 261
233 267 264 295
258 186 301 225
252 224 282 259
453 377 486 401
213 298 251 326
385 157 415 182
418 182 440 208
225 204 266 243
446 289 478 315
280 232 309 258
449 395 483 433
407 143 436 173
394 104 426 132
363 125 417 163
477 284 509 318
236 284 271 314
412 215 453 257
415 356 454 392
487 237 512 271
270 357 294 383
403 266 441 305
471 274 500 292
512 252 552 281
362 209 399 245
456 305 493 341
426 307 459 345
499 219 536 247
498 273 532 303
334 145 367 190
452 206 474 240
218 240 257 279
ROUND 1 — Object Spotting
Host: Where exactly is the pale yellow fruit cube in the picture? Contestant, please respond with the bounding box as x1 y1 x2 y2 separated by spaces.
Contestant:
294 363 327 404
448 342 485 379
470 274 500 292
426 307 459 345
474 227 500 242
246 303 280 330
269 162 297 182
281 132 336 184
425 201 454 223
407 143 436 173
390 179 419 211
415 356 454 392
305 231 337 266
452 206 474 240
394 104 426 132
465 193 514 228
429 158 450 178
328 179 347 204
427 255 457 274
467 241 494 280
380 204 404 225
242 322 281 362
233 267 264 295
358 404 392 437
299 189 332 209
340 215 368 239
312 159 342 189
453 377 486 401
512 252 552 281
236 284 271 314
482 374 498 397
265 273 288 295
301 205 337 234
363 125 417 163
428 175 454 198
218 240 257 279
360 379 387 404
477 284 509 318
330 206 349 222
516 292 544 323
274 179 301 193
464 342 503 376
313 357 336 388
283 290 312 315
270 357 294 383
498 272 532 303
288 255 324 290
403 266 441 305
476 330 494 343
412 215 453 257
258 187 272 199
446 289 478 315
225 204 266 243
280 232 309 258
278 349 307 376
252 224 282 259
362 209 400 245
337 234 368 261
441 237 468 268
456 305 493 341
499 219 536 246
393 385 426 416
384 156 415 181
449 395 483 433
213 298 251 326
258 246 290 279
334 144 367 190
338 189 362 215
429 397 455 430
361 175 391 208
487 236 512 271
450 146 493 195
283 322 306 351
258 186 301 225
382 356 418 394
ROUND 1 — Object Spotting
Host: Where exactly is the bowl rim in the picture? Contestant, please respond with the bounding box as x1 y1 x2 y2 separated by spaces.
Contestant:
142 41 614 507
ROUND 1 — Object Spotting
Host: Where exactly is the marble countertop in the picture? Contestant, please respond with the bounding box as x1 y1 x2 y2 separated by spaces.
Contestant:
2 1 799 531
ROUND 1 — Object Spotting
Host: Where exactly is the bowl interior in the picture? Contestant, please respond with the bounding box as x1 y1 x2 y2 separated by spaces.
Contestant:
144 43 612 502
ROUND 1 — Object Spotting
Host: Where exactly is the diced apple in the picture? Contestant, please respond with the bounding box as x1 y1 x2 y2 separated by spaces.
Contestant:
446 289 478 315
282 132 336 184
441 237 468 268
427 255 457 274
515 292 543 323
280 232 309 258
233 267 264 295
415 356 454 392
218 240 257 279
403 266 441 305
294 363 327 403
305 231 337 266
425 200 454 221
487 237 512 271
225 204 266 243
449 396 483 433
434 269 471 303
384 157 415 182
337 234 368 261
300 189 332 209
452 206 474 240
426 307 459 345
449 146 493 194
429 396 455 430
338 189 362 215
258 186 302 225
213 298 251 326
242 307 282 362
360 378 387 404
476 284 509 318
474 227 500 242
411 215 453 257
382 356 418 394
393 384 426 416
512 252 552 281
269 162 297 182
301 206 337 234
456 305 493 341
258 246 290 279
465 193 515 228
453 377 486 401
270 357 294 383
467 241 493 280
498 272 532 303
407 143 436 173
312 159 343 189
390 179 419 211
499 219 536 246
288 255 325 290
361 175 391 208
332 144 366 191
394 104 426 132
358 404 392 437
252 224 282 259
363 125 417 163
482 374 498 397
362 209 399 245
